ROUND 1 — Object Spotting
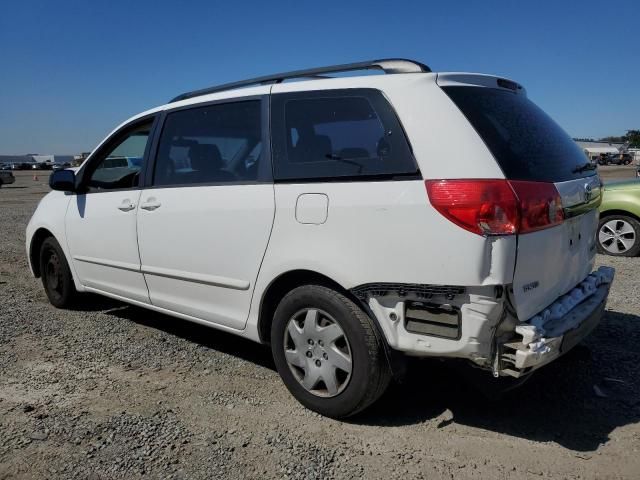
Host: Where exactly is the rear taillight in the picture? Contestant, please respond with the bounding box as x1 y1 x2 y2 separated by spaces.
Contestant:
509 180 564 233
425 179 564 236
425 179 517 235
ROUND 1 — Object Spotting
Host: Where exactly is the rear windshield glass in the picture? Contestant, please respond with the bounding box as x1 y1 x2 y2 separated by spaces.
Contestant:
442 86 595 182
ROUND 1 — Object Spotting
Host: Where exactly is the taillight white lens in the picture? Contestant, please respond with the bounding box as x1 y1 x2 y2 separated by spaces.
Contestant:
425 179 564 236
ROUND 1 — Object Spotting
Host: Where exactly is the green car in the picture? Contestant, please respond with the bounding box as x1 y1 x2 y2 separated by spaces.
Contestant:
598 179 640 256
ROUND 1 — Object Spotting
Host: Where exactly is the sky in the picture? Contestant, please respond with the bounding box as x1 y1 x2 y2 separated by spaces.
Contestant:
0 0 638 155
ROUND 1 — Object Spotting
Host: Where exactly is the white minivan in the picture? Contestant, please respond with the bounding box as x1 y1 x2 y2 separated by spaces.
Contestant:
27 59 614 417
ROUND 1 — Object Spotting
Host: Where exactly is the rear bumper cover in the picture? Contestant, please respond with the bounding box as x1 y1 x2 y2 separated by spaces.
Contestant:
499 266 614 377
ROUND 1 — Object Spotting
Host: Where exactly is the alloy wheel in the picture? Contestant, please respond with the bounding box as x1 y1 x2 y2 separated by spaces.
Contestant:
598 219 636 254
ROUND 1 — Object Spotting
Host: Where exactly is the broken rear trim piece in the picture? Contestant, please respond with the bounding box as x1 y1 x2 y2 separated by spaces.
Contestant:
498 267 614 378
351 283 465 301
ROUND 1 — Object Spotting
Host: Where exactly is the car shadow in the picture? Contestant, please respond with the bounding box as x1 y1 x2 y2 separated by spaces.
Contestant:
87 297 638 452
98 298 276 372
355 310 640 452
64 293 118 311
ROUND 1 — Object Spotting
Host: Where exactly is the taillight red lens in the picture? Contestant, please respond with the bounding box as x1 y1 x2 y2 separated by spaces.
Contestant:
509 180 564 233
425 179 518 235
425 179 564 236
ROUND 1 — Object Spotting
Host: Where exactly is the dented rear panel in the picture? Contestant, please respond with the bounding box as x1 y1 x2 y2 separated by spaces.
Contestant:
440 76 601 320
512 176 601 320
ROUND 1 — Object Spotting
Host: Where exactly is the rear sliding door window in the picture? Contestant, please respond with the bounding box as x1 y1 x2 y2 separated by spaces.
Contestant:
443 86 595 183
271 89 418 181
153 100 265 186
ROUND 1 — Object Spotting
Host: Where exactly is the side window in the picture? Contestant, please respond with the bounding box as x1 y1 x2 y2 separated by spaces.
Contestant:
272 90 418 181
153 100 262 186
86 121 152 191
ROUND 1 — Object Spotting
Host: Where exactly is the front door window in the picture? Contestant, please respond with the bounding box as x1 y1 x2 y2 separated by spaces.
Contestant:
86 121 153 191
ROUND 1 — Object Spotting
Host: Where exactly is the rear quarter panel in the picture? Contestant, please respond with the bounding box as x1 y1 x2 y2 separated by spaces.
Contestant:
245 179 517 343
262 181 516 287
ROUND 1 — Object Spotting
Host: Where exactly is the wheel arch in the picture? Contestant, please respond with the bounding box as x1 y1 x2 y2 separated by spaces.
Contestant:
256 269 390 348
29 227 56 277
256 268 405 378
258 270 349 343
599 209 640 223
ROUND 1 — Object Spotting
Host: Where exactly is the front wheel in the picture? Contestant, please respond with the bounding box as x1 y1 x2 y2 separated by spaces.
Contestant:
271 285 391 418
39 237 77 307
597 215 640 257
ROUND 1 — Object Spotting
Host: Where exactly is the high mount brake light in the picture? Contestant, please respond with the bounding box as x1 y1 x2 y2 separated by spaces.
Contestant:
425 179 564 236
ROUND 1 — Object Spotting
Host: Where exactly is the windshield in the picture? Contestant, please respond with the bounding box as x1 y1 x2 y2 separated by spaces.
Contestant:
442 86 596 182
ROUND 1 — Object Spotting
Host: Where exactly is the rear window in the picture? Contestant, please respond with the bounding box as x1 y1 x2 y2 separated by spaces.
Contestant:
271 89 418 181
443 87 595 182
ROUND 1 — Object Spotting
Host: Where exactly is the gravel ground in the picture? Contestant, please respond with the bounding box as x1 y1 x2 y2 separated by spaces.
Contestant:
1 169 639 479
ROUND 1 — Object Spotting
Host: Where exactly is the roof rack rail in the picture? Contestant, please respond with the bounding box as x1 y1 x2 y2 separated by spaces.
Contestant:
169 58 430 103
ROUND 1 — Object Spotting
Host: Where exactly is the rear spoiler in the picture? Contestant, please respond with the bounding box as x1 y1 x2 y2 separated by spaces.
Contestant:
436 73 526 96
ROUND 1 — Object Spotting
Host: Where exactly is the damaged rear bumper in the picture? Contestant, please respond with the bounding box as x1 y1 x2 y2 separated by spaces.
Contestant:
499 266 614 377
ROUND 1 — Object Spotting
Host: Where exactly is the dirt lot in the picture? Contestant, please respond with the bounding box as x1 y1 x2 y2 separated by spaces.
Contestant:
1 168 639 479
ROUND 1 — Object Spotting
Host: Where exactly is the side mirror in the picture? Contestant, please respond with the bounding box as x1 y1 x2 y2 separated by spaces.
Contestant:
49 169 76 192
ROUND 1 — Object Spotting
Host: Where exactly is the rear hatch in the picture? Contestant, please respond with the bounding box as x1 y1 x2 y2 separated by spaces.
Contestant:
438 74 601 320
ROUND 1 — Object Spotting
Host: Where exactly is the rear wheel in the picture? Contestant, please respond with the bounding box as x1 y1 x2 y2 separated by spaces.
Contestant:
597 215 640 257
271 285 391 418
39 237 77 307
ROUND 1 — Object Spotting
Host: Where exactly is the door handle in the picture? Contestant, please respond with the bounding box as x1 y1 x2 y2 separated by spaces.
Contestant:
118 201 136 212
140 200 161 211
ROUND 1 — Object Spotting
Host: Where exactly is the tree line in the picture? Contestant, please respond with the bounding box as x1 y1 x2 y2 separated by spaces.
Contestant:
575 130 640 147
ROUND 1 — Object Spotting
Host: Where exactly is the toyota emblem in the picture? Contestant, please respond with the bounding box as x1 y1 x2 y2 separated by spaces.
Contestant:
584 183 593 203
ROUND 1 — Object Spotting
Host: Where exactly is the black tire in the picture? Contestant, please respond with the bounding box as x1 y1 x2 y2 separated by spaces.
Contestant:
597 215 640 257
271 285 391 418
39 237 77 307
